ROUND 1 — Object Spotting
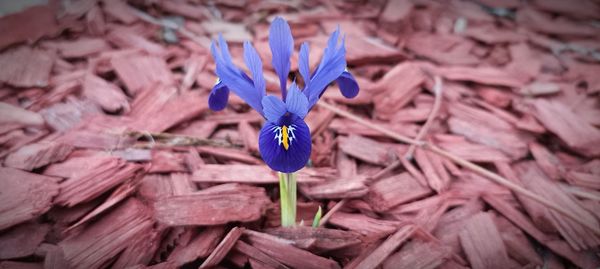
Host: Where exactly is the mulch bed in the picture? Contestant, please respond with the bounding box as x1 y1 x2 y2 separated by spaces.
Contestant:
1 0 599 268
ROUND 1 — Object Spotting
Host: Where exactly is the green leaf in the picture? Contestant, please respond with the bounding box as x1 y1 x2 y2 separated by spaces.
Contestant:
312 205 322 228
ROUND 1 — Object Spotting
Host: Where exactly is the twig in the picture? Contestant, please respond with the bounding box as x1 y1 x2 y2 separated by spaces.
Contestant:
317 102 423 146
404 76 443 160
559 184 600 201
368 160 401 182
424 143 600 235
319 102 600 236
124 130 238 148
318 199 347 227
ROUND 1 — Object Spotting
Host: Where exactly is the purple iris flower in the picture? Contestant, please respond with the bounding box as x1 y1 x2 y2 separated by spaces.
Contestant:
209 17 359 173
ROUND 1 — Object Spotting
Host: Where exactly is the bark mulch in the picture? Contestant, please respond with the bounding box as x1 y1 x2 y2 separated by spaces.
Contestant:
0 0 599 268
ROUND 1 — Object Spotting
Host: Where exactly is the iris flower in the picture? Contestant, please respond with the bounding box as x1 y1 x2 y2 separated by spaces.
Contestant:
209 17 359 173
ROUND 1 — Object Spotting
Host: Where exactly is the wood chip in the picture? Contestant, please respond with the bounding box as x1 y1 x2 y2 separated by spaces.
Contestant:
515 161 600 250
530 99 600 157
433 65 526 88
382 239 451 269
380 0 413 24
149 150 187 173
414 148 449 192
0 3 61 50
130 91 207 132
406 33 479 66
0 261 43 269
154 184 270 226
447 117 528 159
234 241 287 269
59 199 153 269
111 54 174 95
484 195 600 268
106 27 167 55
265 226 361 253
301 175 368 199
0 46 54 88
199 227 244 268
244 230 341 269
0 102 45 126
42 244 69 269
458 212 511 269
367 172 431 212
345 35 403 65
4 141 73 171
55 156 143 207
53 38 111 58
102 0 138 24
351 225 416 269
338 135 395 166
373 62 425 119
329 212 399 240
438 139 510 163
0 222 49 259
83 74 130 113
0 167 59 230
168 226 226 266
191 164 278 184
493 215 543 267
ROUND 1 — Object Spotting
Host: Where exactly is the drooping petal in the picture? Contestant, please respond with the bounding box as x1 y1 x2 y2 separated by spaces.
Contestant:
303 31 347 108
261 95 286 123
259 116 311 173
336 70 359 98
211 39 264 115
298 42 310 88
285 82 308 119
208 79 229 111
269 17 294 99
243 41 266 97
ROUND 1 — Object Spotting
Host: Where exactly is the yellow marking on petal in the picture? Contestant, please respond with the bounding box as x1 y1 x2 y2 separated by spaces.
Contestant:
282 125 289 150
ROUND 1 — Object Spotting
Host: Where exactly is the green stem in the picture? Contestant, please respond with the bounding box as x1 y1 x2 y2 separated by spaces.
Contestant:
279 172 297 227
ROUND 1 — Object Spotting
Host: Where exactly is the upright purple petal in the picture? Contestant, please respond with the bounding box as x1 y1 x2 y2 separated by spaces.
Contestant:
259 116 311 173
243 41 266 97
303 33 347 108
218 34 233 63
285 82 308 119
261 95 286 123
298 42 310 88
269 17 294 99
336 70 359 98
316 26 340 72
211 39 264 115
208 79 229 111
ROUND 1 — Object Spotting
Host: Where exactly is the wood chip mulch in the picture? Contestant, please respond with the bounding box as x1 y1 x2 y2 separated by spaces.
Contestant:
0 0 599 268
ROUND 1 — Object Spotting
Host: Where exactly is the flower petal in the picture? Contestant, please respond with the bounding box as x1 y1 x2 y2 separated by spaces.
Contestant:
243 41 266 97
336 70 359 98
211 39 264 115
261 95 286 123
259 116 311 173
318 26 341 70
285 82 308 119
208 79 229 111
303 30 347 108
218 34 233 63
298 42 310 88
269 17 294 99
